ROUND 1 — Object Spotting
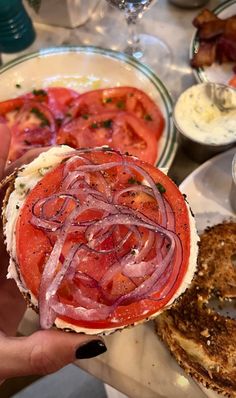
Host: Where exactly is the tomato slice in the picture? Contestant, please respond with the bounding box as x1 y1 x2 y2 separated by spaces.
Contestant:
22 87 79 119
69 87 165 139
57 111 157 164
0 98 56 162
16 149 191 331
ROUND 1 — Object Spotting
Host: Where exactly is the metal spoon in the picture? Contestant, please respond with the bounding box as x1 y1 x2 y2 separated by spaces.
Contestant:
205 82 236 112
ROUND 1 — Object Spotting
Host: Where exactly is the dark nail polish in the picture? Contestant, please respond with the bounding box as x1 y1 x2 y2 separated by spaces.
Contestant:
75 340 107 359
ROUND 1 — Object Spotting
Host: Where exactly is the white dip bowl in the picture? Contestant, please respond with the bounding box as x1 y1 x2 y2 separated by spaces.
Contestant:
173 83 236 162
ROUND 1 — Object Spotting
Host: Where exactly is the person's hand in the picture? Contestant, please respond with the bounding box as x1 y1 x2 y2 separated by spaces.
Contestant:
0 124 107 381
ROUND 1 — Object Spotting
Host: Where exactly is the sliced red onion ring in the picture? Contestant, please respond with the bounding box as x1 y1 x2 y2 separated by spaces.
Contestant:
85 213 171 242
62 153 112 201
118 233 179 305
51 301 112 321
74 272 99 288
122 260 156 278
39 206 86 329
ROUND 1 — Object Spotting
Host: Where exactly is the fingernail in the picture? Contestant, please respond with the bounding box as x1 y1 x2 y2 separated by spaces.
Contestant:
75 339 107 359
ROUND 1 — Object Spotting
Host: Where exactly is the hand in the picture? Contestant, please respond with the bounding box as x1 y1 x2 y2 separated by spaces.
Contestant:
0 124 107 381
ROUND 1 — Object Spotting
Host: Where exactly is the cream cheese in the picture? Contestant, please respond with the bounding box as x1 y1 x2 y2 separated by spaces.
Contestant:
5 145 74 284
5 146 199 335
174 84 236 145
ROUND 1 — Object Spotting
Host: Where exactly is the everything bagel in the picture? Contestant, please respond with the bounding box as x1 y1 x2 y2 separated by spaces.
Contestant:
155 222 236 397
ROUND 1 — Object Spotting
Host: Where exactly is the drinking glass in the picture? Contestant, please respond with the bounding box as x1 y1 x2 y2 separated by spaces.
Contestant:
105 0 171 76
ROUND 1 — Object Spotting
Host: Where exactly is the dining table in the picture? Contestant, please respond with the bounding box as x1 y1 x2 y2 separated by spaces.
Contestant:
1 0 232 397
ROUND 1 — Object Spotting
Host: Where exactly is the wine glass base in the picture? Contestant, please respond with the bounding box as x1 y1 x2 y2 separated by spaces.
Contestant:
125 33 172 79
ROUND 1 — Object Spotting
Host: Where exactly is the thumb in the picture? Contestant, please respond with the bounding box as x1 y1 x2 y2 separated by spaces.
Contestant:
5 145 52 177
0 329 107 379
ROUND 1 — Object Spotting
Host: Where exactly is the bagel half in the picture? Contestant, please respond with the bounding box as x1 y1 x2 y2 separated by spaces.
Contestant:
156 222 236 398
2 146 199 335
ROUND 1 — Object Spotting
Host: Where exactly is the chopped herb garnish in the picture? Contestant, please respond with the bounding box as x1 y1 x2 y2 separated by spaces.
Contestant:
38 166 50 176
91 122 98 129
82 114 89 119
15 83 21 89
156 182 166 194
103 97 112 103
128 177 140 185
30 107 50 127
102 119 113 128
144 114 152 121
19 183 25 189
65 112 72 117
117 100 125 109
32 89 47 96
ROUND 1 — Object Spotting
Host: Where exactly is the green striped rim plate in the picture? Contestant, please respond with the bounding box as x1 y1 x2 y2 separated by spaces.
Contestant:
0 46 177 169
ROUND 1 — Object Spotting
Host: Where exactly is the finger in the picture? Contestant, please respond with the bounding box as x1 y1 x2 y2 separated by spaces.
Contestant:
5 146 52 176
0 330 107 379
0 278 26 337
0 124 11 180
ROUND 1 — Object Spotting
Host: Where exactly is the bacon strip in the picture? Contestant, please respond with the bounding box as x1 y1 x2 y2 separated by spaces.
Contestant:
191 9 236 68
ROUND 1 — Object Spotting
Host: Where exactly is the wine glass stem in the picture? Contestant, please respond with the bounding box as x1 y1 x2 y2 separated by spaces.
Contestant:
125 13 143 59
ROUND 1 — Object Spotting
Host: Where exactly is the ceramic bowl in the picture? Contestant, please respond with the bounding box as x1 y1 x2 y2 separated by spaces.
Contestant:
0 46 177 168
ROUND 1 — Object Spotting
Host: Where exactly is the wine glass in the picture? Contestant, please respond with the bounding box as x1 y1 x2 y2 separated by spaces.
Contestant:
105 0 171 77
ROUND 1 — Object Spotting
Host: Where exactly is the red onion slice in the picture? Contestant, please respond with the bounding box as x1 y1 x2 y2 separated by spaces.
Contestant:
39 206 88 329
62 153 112 201
51 301 112 321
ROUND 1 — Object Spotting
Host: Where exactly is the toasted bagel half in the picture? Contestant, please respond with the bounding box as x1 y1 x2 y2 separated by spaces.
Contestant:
156 222 236 397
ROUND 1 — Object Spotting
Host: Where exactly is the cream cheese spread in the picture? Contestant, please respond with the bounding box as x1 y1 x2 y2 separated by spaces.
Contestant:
174 84 236 145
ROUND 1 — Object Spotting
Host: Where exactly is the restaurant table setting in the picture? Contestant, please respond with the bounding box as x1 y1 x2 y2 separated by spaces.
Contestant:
0 0 235 397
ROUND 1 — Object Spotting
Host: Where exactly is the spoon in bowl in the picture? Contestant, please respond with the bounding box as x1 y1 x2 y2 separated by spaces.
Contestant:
205 82 236 113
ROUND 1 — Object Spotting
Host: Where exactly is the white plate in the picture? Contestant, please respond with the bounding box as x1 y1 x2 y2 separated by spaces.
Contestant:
179 147 236 398
190 0 236 85
180 147 236 233
0 46 177 168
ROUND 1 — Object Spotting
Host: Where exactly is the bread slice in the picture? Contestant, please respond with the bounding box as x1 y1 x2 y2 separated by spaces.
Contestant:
155 222 236 398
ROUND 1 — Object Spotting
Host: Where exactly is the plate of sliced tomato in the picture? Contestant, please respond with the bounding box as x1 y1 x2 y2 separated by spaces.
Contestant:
0 46 177 168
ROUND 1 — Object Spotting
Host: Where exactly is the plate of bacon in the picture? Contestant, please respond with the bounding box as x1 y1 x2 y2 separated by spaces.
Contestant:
190 0 236 87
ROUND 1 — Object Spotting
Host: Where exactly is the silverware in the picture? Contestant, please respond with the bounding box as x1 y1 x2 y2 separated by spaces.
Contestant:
205 83 236 113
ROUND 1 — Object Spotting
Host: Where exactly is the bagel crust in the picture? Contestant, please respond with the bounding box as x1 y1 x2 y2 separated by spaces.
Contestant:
155 222 236 398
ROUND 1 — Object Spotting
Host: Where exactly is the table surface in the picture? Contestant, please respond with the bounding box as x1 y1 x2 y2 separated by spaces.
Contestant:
1 0 228 397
